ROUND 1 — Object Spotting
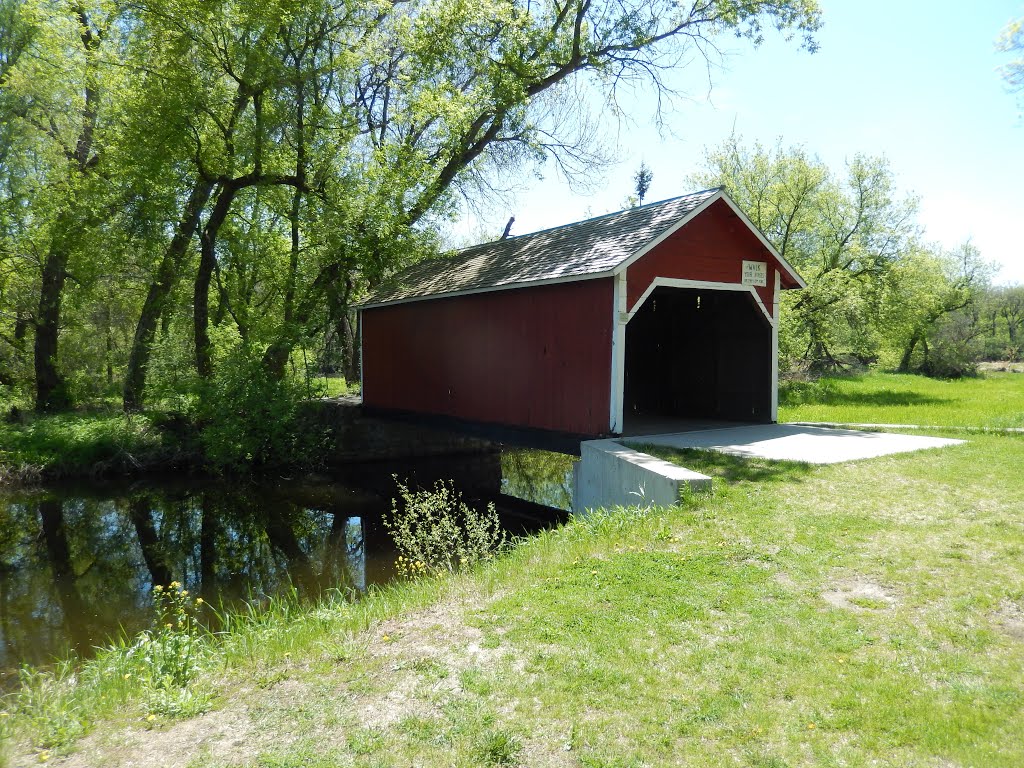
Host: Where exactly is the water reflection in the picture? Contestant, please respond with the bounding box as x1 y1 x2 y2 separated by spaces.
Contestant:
0 480 389 682
0 451 573 683
501 450 577 511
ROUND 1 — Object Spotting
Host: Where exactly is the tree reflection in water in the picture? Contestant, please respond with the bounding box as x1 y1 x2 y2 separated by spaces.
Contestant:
0 480 384 682
0 454 568 682
501 450 577 511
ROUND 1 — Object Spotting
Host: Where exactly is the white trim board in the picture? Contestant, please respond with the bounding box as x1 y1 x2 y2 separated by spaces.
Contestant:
717 196 807 290
627 278 775 326
609 272 628 434
771 269 781 421
611 189 805 291
611 190 724 276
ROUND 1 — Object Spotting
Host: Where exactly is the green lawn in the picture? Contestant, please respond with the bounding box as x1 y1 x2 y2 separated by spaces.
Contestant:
779 370 1024 428
311 376 359 398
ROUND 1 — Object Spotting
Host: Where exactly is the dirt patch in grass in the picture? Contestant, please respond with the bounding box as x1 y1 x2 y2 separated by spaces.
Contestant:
822 579 897 612
995 600 1024 642
41 701 262 768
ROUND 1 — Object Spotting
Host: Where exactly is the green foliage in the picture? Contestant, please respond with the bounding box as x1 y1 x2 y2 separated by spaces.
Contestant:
10 664 86 753
385 478 508 577
632 161 653 206
917 314 981 379
692 135 993 376
192 345 328 472
0 411 167 480
998 16 1024 96
0 0 824 416
134 583 204 687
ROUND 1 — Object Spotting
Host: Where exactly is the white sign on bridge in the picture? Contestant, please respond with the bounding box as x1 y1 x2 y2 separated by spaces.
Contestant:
742 260 767 287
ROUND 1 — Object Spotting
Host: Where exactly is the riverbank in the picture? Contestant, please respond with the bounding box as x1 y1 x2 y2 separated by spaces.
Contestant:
4 427 1023 766
0 410 200 486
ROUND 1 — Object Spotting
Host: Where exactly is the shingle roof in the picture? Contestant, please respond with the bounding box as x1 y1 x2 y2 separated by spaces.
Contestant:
363 188 722 307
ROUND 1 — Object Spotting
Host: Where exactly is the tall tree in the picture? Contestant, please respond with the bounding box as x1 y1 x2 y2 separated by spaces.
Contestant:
691 136 919 369
634 161 653 205
1 1 118 410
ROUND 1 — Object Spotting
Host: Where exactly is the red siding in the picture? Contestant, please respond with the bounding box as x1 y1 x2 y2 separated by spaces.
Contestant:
362 278 614 435
626 199 782 314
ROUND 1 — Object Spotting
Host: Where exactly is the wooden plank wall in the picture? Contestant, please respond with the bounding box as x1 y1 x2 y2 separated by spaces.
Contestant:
362 278 614 435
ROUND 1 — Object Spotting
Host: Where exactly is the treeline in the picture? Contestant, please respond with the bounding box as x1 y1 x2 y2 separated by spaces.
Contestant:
0 0 1012 433
692 137 1019 378
0 0 822 415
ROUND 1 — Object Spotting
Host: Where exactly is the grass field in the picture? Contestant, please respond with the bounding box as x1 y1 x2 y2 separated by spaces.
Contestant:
3 371 1024 766
311 376 359 398
0 411 171 484
779 370 1024 427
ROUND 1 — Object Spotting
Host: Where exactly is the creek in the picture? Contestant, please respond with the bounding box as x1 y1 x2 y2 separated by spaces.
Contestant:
0 449 575 686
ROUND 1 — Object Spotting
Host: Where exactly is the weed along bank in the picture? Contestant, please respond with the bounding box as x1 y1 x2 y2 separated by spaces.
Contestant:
359 188 804 508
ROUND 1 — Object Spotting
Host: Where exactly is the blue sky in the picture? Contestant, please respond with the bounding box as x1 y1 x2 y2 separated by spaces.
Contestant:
454 0 1024 284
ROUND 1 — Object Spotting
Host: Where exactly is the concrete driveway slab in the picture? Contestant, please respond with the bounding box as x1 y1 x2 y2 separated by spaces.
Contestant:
628 424 964 465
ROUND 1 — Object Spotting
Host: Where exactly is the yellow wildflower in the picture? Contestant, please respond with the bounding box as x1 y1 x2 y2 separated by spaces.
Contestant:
146 714 156 722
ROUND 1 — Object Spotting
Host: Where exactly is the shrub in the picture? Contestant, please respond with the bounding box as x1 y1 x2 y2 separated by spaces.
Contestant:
193 345 329 471
920 313 981 379
384 478 509 577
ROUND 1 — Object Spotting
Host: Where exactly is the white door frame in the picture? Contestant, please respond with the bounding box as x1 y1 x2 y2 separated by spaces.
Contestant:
609 274 780 434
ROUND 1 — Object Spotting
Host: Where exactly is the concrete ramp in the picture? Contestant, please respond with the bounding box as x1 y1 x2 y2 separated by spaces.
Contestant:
573 424 964 513
628 424 964 465
573 440 711 513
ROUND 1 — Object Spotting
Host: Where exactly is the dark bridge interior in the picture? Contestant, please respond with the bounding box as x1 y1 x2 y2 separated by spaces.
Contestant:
623 286 772 430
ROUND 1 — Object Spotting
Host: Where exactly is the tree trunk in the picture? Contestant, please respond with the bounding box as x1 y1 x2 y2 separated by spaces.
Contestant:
899 334 920 373
262 76 307 383
123 177 215 411
38 499 89 651
261 259 345 380
33 246 71 412
127 497 173 588
31 11 102 412
194 185 239 379
340 309 359 385
104 298 114 385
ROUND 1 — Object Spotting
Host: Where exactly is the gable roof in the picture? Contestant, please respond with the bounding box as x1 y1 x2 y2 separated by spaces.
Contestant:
362 188 804 309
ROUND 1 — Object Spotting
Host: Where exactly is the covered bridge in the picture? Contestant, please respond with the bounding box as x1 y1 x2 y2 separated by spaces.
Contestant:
359 188 804 439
